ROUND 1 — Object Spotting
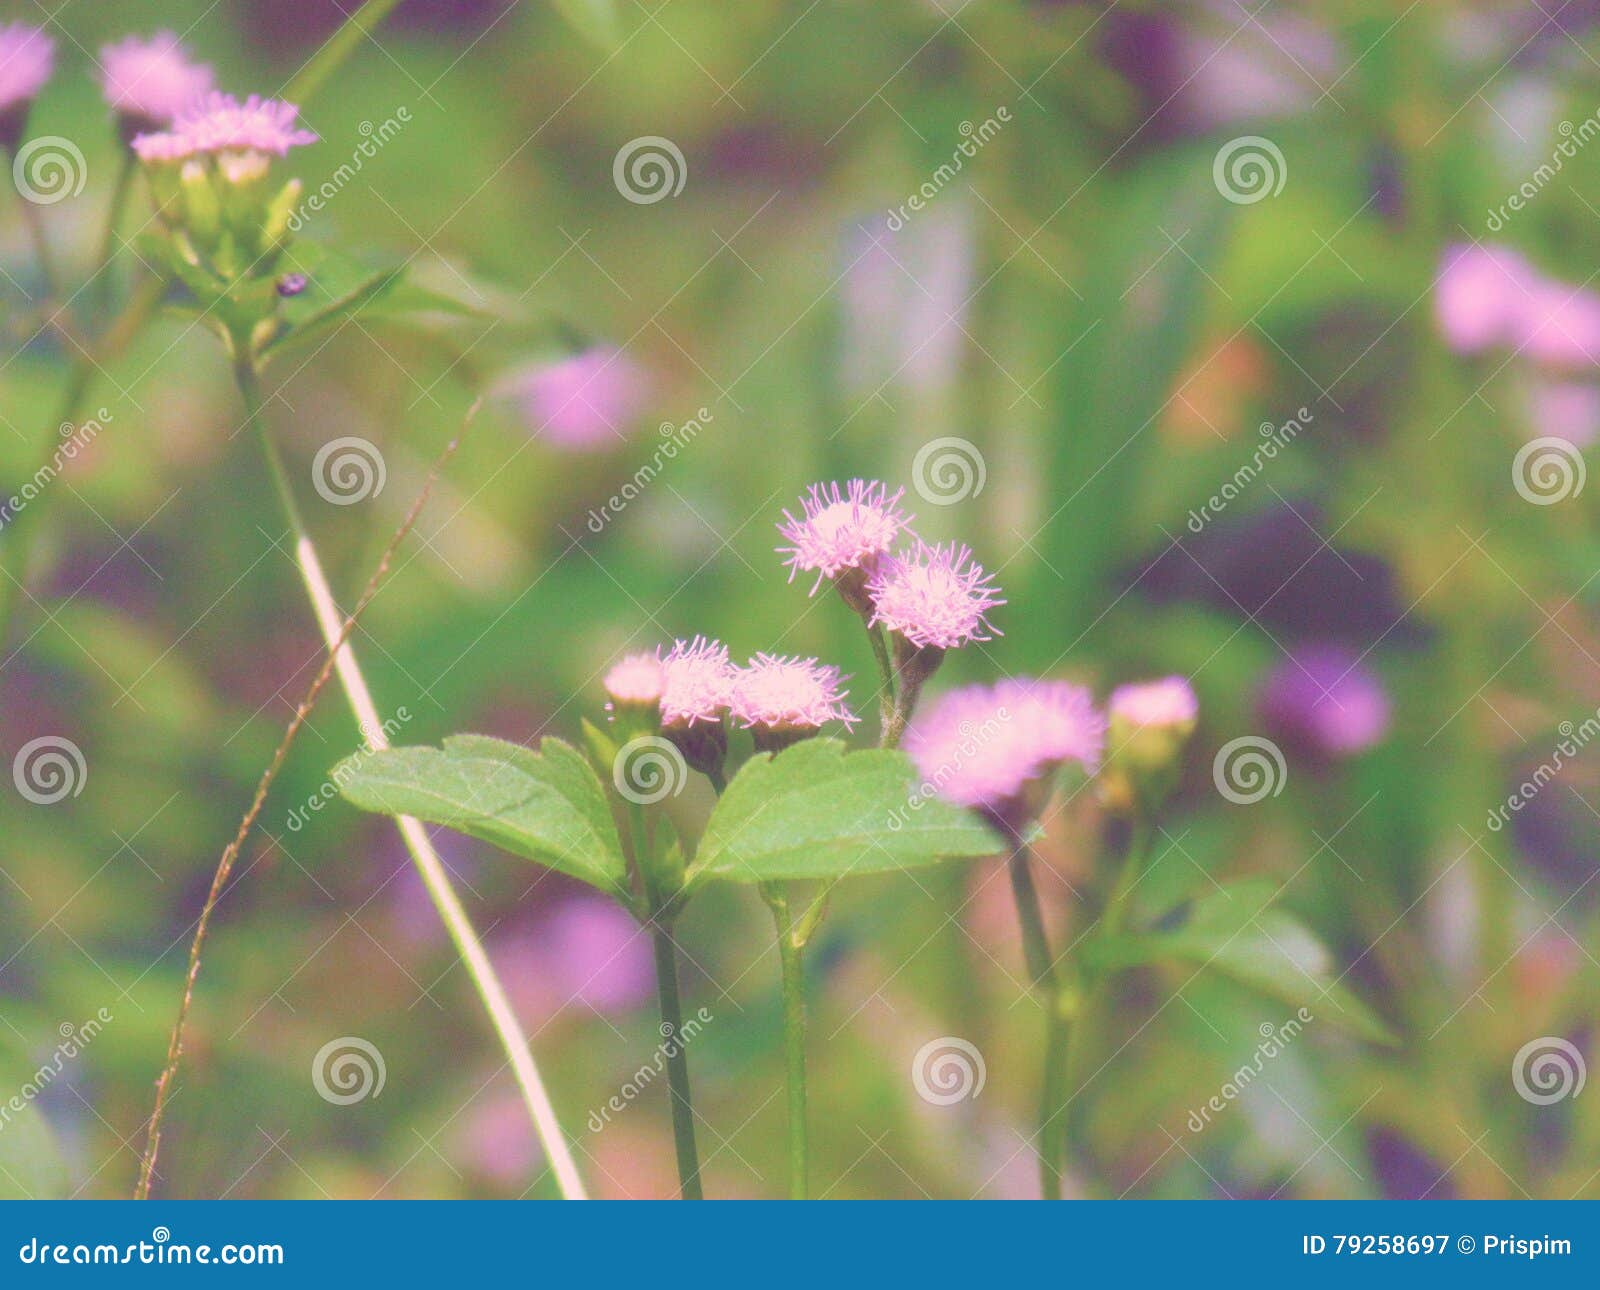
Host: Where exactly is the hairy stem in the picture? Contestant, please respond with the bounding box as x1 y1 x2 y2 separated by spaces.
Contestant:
134 403 471 1199
1008 843 1070 1200
648 910 703 1199
237 360 587 1200
762 884 809 1199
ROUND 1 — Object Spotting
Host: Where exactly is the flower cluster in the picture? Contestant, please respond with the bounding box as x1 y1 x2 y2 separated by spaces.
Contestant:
604 637 857 765
778 478 1003 706
102 31 215 137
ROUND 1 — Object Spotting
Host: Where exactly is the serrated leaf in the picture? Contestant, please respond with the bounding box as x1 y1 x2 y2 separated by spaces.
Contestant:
335 735 629 898
1088 881 1397 1045
685 739 1004 886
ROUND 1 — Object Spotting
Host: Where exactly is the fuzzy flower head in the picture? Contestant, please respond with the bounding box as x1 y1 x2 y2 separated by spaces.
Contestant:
1109 676 1198 733
1260 645 1389 759
730 653 857 739
100 31 214 132
501 348 647 451
603 652 664 712
657 636 734 728
0 23 53 120
778 480 913 595
868 540 1003 652
1104 676 1198 812
132 92 317 172
906 678 1105 819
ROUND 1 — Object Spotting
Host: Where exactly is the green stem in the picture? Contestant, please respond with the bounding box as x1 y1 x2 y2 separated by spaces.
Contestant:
1100 818 1151 939
762 884 809 1199
236 358 588 1200
1007 843 1069 1199
92 150 137 313
284 0 406 105
648 911 703 1199
866 622 897 736
13 178 61 299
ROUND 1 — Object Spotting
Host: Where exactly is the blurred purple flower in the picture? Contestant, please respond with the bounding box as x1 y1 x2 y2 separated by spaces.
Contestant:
841 207 971 393
0 22 54 118
1527 378 1600 448
498 348 647 451
1436 243 1600 369
538 896 653 1015
1259 645 1390 759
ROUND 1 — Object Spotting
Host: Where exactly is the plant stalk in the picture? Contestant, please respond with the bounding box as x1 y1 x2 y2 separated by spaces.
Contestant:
1008 842 1071 1200
762 884 809 1198
236 358 587 1200
647 910 703 1199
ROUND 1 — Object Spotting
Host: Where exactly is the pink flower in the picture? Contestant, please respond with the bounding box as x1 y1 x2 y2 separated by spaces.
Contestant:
132 92 316 164
0 23 54 115
1517 279 1600 369
1109 676 1198 731
1435 243 1535 354
777 480 913 593
729 653 857 732
1260 645 1389 758
1527 379 1600 448
100 31 213 127
906 678 1105 812
657 636 733 727
501 348 646 451
603 652 665 707
867 540 1003 651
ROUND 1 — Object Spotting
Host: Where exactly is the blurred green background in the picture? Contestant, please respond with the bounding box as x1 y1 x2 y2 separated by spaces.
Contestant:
1 0 1597 1199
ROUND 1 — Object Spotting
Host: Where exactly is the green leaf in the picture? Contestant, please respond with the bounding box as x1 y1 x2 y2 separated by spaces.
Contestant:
335 735 630 899
686 739 1004 886
0 1042 69 1199
1088 882 1398 1046
260 242 405 363
552 0 624 51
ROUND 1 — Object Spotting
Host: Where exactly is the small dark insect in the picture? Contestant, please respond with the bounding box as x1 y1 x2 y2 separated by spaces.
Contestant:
276 273 309 297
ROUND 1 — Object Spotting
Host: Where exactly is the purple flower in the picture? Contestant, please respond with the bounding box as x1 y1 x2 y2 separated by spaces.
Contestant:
0 22 53 117
867 540 1003 651
603 652 665 708
657 636 733 728
100 31 213 129
777 479 913 594
540 895 653 1016
499 348 646 451
1108 675 1198 732
1435 243 1536 355
729 653 857 734
906 678 1105 814
1259 645 1390 758
132 92 316 165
